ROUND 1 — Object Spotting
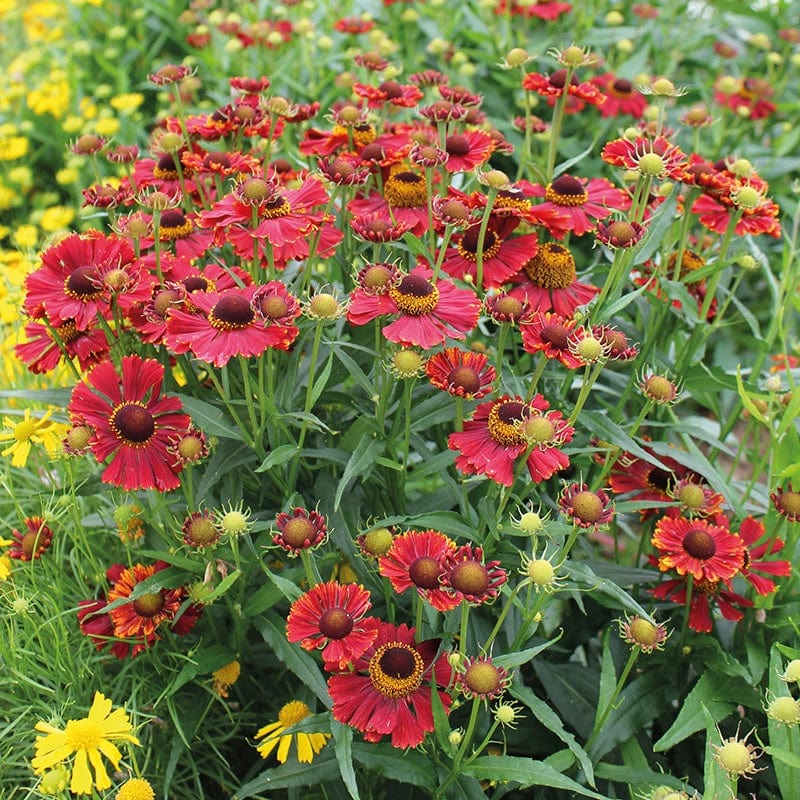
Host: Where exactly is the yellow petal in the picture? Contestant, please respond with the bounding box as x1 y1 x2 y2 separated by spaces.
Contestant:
88 746 112 791
99 706 134 737
276 734 292 764
309 732 330 754
87 693 112 723
70 749 93 795
254 721 282 739
296 733 313 763
96 737 123 769
256 737 279 760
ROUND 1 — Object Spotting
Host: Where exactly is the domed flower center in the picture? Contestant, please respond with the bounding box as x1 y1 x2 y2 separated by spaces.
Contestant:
20 532 39 558
64 718 103 750
278 700 313 727
487 400 527 446
152 289 182 319
520 414 556 445
161 209 186 228
570 491 604 523
457 226 501 261
778 490 800 517
545 175 588 206
54 321 81 344
389 274 439 316
379 80 403 99
447 365 481 395
492 295 524 319
682 528 717 559
678 484 706 509
445 134 470 157
205 152 231 169
548 69 579 89
210 294 255 330
643 375 676 402
242 178 271 202
527 558 555 585
319 608 354 639
524 243 576 289
384 171 427 208
408 556 442 590
154 153 179 179
132 591 165 618
159 209 193 239
449 561 490 595
362 527 394 555
362 264 395 291
606 221 638 246
186 517 219 546
611 78 633 96
540 323 570 350
182 276 210 293
464 661 503 696
260 295 290 320
282 517 316 548
369 642 425 698
628 617 661 648
65 265 102 300
359 143 385 162
111 402 155 444
637 152 665 177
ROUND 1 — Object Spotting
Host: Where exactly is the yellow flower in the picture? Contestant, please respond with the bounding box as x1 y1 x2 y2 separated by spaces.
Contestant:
116 777 155 800
0 135 29 161
212 660 241 698
0 541 12 581
12 224 38 250
32 692 140 795
27 79 70 118
39 205 75 233
0 408 64 467
94 117 120 138
254 701 330 763
110 92 145 114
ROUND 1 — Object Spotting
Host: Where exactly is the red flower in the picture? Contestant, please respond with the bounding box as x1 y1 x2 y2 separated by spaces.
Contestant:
327 621 453 748
559 483 614 530
440 544 507 605
273 507 328 555
425 347 496 400
24 231 142 330
650 575 752 633
691 181 781 239
591 73 648 118
608 449 691 516
721 515 791 596
347 266 480 349
494 0 571 19
286 582 379 669
519 311 585 368
522 70 606 111
68 355 191 492
442 130 496 173
353 80 424 108
15 318 110 375
525 175 630 237
440 217 539 289
7 517 53 561
510 243 599 316
601 136 689 181
714 77 777 120
378 529 460 612
164 285 298 366
770 483 800 521
651 512 745 582
448 394 573 486
78 561 201 659
348 169 431 236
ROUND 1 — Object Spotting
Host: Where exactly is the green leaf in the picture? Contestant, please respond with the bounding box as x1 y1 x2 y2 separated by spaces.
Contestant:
243 582 283 617
492 635 562 670
593 762 693 795
178 394 244 440
594 631 617 735
632 186 679 266
702 705 726 800
255 444 297 472
334 435 384 510
254 612 329 704
351 742 437 788
653 673 759 752
162 646 238 697
463 756 607 798
512 683 595 787
331 719 359 800
309 348 336 408
765 744 800 769
533 660 598 738
568 562 654 619
333 346 378 400
430 676 452 751
768 643 800 800
233 754 339 797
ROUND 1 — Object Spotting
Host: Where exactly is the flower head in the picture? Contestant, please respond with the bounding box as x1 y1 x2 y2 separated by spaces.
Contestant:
618 615 669 653
713 726 764 778
274 507 328 555
426 347 496 400
31 692 140 796
212 660 241 698
458 656 510 700
116 778 155 800
559 483 614 530
255 701 330 763
0 409 64 467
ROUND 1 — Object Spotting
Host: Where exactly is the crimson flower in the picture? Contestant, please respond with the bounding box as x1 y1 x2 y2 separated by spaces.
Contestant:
519 311 586 369
6 517 53 561
601 136 689 181
15 319 110 375
522 69 606 111
651 511 745 582
378 529 460 612
442 130 496 173
286 582 379 669
273 508 328 555
591 73 648 118
67 355 192 492
494 0 572 19
440 544 507 605
425 347 496 400
347 266 480 349
353 80 424 108
327 621 453 748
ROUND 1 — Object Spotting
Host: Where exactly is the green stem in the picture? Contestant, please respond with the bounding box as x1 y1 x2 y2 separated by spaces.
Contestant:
544 66 575 182
474 188 499 292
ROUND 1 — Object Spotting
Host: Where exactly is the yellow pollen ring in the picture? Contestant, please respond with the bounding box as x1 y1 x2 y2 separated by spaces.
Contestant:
368 642 425 699
524 244 576 289
389 282 439 316
160 220 194 240
456 231 502 262
209 311 253 331
384 174 428 208
545 183 589 206
260 197 291 219
487 403 527 446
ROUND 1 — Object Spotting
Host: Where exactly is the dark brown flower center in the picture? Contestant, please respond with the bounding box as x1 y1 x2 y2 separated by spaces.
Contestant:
540 323 570 350
409 556 442 590
182 276 210 293
318 608 354 639
369 642 425 698
445 134 470 156
682 528 717 559
487 400 527 446
611 78 633 96
457 226 501 261
548 69 579 89
389 274 439 315
112 403 155 444
378 80 403 99
205 152 231 169
647 467 674 493
210 294 255 329
65 266 102 299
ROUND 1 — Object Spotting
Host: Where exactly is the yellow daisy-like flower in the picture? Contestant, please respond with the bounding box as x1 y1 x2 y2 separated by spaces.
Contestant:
212 660 241 698
0 540 12 581
31 692 140 796
0 408 64 467
116 777 155 800
254 701 330 764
